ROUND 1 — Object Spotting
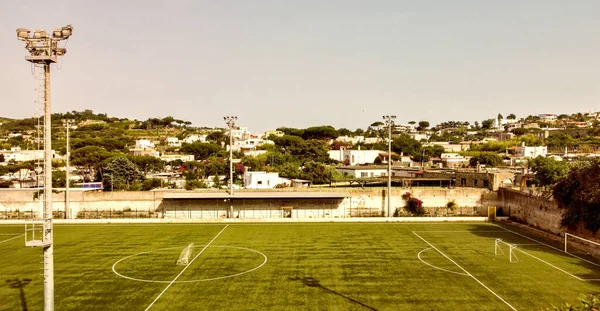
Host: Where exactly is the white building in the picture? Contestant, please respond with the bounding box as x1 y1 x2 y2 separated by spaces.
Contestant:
336 166 388 178
336 136 365 145
328 148 384 166
182 134 207 144
408 133 430 142
538 114 557 122
232 138 274 152
243 171 290 189
160 154 195 163
515 144 547 158
363 137 382 144
1 147 57 162
165 137 181 147
440 153 471 168
231 127 249 140
135 139 155 149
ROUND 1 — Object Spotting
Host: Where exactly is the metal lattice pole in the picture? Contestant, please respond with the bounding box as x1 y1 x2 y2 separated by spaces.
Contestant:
43 62 54 311
16 25 73 311
383 115 396 217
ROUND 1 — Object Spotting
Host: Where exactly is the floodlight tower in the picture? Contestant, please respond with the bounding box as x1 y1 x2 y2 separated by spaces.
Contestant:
224 116 237 218
16 25 73 311
383 115 396 217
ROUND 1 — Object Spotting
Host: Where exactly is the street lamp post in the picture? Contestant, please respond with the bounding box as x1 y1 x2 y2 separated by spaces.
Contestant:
224 116 237 218
383 115 396 217
63 120 73 219
16 25 73 311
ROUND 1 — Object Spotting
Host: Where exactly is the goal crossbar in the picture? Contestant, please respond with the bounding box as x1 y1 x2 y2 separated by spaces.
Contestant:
495 238 519 263
564 233 600 253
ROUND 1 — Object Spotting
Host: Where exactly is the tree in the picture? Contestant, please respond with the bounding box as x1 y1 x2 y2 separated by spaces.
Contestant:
70 146 115 181
554 158 600 232
400 192 425 216
408 121 416 125
0 154 4 162
417 121 430 132
481 119 495 130
507 113 516 120
529 156 569 189
469 152 504 167
302 126 339 140
337 128 353 136
391 135 422 157
369 121 384 128
180 142 222 160
128 155 165 176
206 131 226 145
102 156 143 191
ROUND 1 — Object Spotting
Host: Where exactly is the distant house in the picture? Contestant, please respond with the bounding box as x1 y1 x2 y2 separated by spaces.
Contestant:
135 140 155 149
243 171 290 189
182 134 208 144
515 144 547 158
165 137 181 147
336 166 388 178
440 153 470 168
328 148 384 166
538 114 557 122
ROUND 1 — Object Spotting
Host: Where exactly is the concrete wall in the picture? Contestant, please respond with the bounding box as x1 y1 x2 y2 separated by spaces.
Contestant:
496 188 563 234
0 187 492 219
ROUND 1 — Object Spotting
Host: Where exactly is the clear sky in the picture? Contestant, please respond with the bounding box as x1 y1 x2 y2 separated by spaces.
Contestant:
1 1 599 132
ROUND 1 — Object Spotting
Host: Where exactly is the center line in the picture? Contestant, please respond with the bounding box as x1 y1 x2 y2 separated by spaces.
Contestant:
145 224 229 311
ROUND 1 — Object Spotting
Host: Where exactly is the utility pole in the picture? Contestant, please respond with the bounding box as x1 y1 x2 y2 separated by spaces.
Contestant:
16 25 73 311
383 115 396 217
224 116 237 218
64 120 73 219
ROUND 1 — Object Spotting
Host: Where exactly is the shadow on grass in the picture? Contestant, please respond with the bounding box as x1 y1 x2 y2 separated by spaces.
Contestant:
6 278 32 311
289 276 378 311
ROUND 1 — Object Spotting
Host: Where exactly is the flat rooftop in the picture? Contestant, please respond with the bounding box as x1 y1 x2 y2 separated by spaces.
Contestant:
163 191 350 199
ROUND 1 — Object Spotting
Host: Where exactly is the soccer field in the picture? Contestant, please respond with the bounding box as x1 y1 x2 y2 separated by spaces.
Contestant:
1 222 599 310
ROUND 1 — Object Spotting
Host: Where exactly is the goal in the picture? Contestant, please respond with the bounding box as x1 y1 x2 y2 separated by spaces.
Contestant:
495 238 519 263
176 243 195 266
564 233 600 264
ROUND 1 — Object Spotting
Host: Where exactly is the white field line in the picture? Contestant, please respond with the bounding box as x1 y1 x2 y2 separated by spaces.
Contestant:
0 234 24 244
413 230 505 233
513 248 583 281
145 224 229 311
417 248 468 276
495 225 600 269
412 231 517 311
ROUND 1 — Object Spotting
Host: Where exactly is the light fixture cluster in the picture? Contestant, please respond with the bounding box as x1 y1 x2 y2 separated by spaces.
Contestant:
16 25 73 58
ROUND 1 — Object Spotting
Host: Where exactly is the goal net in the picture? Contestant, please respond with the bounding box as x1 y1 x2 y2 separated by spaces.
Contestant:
564 233 600 265
176 243 195 266
495 238 519 263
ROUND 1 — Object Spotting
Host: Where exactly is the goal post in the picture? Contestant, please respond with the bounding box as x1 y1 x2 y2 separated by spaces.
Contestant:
564 233 600 254
487 206 496 221
494 238 519 263
176 243 195 266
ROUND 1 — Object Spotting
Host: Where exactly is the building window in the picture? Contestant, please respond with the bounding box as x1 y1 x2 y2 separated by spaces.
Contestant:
473 179 479 187
483 179 489 188
361 172 368 177
461 178 466 186
257 181 263 185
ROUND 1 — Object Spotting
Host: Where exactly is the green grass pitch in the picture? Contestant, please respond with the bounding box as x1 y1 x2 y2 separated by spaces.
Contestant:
1 222 599 310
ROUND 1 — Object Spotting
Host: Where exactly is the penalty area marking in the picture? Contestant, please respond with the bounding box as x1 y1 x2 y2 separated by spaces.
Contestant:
112 245 268 283
417 248 468 276
413 231 517 311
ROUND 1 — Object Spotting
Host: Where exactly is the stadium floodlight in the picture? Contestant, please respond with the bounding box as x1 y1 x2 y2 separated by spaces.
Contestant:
61 25 73 39
16 24 73 311
224 116 238 218
16 28 30 40
383 115 396 217
33 29 48 39
52 29 62 38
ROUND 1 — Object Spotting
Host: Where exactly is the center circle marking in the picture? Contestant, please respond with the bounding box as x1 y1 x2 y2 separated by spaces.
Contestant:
112 245 268 283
